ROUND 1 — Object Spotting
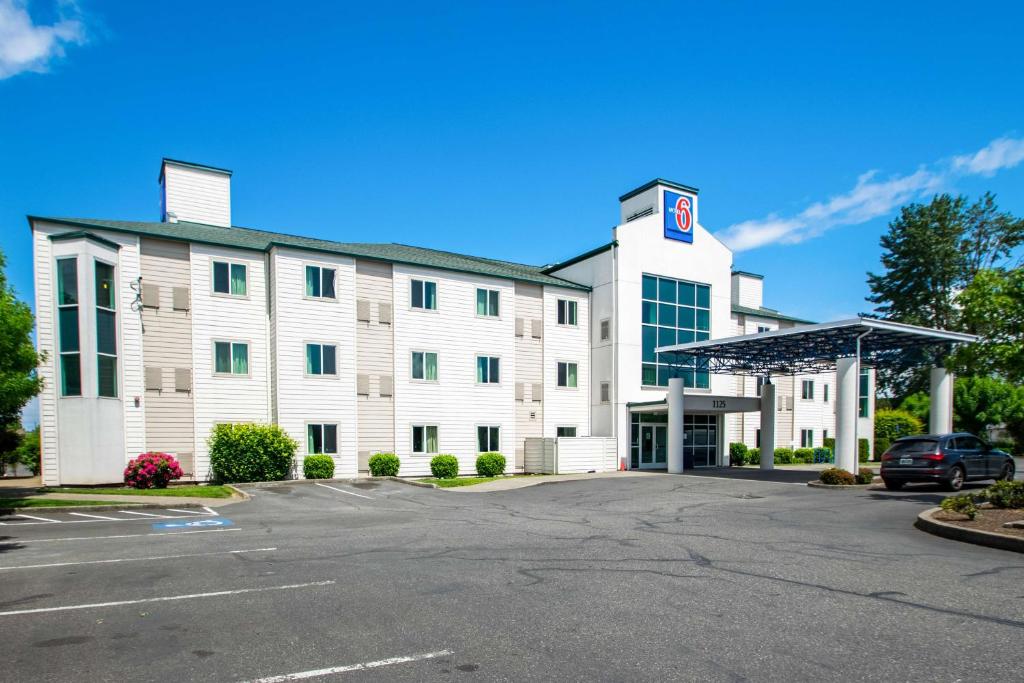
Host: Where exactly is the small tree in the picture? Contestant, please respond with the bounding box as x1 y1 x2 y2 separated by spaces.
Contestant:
0 248 43 465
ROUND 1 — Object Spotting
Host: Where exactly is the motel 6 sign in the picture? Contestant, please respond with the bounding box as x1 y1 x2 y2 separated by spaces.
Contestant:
664 190 695 244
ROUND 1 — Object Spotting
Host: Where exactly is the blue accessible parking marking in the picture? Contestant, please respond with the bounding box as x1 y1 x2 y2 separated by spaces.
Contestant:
152 518 233 530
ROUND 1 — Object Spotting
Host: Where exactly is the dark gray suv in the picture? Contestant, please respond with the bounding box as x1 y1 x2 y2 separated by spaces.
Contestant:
880 433 1015 491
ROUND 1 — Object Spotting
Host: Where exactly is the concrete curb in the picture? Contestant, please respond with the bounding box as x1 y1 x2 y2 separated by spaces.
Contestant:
915 507 1024 553
806 480 879 489
232 476 438 490
0 501 207 514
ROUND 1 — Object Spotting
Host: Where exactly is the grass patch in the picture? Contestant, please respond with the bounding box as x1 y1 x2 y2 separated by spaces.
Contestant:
0 498 127 509
417 474 541 488
40 485 235 499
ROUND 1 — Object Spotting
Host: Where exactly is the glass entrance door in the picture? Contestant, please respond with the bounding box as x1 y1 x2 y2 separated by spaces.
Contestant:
639 424 668 468
684 414 718 467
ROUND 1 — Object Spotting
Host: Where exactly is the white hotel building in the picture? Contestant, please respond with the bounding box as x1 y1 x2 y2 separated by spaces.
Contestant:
29 159 872 485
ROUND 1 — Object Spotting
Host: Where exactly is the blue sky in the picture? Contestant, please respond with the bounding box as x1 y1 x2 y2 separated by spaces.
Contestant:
2 0 1023 330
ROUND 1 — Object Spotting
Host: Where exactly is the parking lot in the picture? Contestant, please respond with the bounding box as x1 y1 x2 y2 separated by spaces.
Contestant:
0 474 1020 682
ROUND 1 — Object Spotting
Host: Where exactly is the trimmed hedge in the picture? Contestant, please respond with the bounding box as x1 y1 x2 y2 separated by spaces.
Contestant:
823 437 836 452
747 448 760 466
368 452 400 477
980 480 1024 509
476 452 506 477
774 447 794 464
793 448 815 464
859 438 870 462
854 467 875 485
430 454 459 479
729 442 749 466
208 423 297 483
303 454 335 480
820 468 856 485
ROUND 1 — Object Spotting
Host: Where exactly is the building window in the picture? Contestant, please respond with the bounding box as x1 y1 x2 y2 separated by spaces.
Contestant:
411 351 438 381
95 260 117 398
859 369 870 418
755 376 767 397
477 425 500 452
410 279 437 310
476 355 500 384
757 325 770 333
824 384 829 402
305 265 336 299
600 381 610 403
213 261 246 296
640 273 711 388
801 429 814 448
214 341 249 375
412 425 438 454
305 343 337 376
600 318 611 341
307 424 338 455
557 299 577 326
557 361 578 388
557 426 577 437
801 380 814 400
476 288 499 317
57 257 81 397
755 428 761 448
823 429 829 442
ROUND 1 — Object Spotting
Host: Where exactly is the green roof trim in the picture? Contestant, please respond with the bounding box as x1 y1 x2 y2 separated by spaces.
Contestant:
732 303 814 325
627 399 668 409
159 158 232 182
619 178 700 202
28 216 589 291
48 230 122 250
542 240 617 274
731 270 764 280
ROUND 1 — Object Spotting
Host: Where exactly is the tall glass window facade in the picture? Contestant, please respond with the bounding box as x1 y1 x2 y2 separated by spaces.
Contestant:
95 260 118 398
859 368 870 417
641 274 710 388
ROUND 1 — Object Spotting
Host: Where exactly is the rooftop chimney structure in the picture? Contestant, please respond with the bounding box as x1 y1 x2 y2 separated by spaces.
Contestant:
159 158 232 227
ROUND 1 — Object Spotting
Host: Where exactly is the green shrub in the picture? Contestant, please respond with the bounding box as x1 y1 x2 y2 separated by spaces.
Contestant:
476 452 506 477
813 447 833 464
941 494 979 520
747 448 760 466
819 468 856 485
793 448 815 464
208 423 297 484
854 467 875 485
859 438 870 462
774 447 794 464
823 437 836 453
368 452 400 477
729 442 749 466
874 437 891 460
979 480 1024 509
430 454 459 479
302 454 335 480
875 409 923 444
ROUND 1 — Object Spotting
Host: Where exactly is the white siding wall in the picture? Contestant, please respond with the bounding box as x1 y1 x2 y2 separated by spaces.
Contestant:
542 285 590 437
115 233 147 462
161 163 231 227
272 247 358 478
32 224 59 485
190 244 271 479
356 259 396 469
731 273 764 308
392 265 516 477
513 282 544 471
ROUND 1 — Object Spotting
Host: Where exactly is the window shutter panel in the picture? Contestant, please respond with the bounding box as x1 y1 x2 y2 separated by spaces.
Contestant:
356 299 371 322
172 286 190 311
378 302 392 324
142 283 160 308
357 374 370 396
515 382 525 400
531 319 543 338
379 374 394 397
145 366 163 391
532 382 544 401
515 318 525 337
174 367 192 392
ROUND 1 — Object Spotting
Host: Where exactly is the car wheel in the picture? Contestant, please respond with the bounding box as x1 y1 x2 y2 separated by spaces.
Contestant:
999 462 1015 481
943 465 965 492
883 479 903 491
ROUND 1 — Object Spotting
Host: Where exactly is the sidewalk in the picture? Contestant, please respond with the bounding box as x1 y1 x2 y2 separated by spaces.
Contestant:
443 470 666 493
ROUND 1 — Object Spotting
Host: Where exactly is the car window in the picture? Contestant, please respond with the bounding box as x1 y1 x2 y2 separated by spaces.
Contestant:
888 439 939 454
959 436 982 451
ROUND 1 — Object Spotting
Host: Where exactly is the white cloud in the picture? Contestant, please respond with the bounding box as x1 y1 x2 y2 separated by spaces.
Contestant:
716 135 1024 252
0 0 86 80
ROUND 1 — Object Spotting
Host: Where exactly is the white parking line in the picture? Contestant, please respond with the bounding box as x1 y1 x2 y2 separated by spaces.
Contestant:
242 650 453 682
167 508 208 515
119 511 170 518
0 528 242 544
0 580 336 617
0 547 277 571
67 512 122 521
314 482 373 500
11 514 60 523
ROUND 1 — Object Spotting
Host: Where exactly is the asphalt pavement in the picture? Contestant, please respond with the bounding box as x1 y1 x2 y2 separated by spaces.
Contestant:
0 475 1019 682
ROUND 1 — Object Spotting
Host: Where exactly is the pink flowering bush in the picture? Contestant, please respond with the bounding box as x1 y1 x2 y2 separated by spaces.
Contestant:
124 452 184 489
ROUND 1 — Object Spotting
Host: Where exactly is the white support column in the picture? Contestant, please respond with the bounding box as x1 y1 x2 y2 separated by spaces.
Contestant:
835 357 858 473
930 367 954 434
759 382 776 471
667 377 685 474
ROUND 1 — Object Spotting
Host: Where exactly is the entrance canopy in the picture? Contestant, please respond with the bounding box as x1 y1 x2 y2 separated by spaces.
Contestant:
657 317 977 377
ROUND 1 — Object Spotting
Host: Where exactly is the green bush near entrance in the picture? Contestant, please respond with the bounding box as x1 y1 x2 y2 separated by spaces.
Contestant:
729 442 749 466
368 453 400 477
476 452 506 477
430 454 459 479
747 448 760 465
773 447 794 464
208 423 297 483
793 448 815 464
302 455 335 480
823 437 836 453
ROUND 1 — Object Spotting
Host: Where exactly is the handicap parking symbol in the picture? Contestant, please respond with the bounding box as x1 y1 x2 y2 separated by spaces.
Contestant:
152 518 233 530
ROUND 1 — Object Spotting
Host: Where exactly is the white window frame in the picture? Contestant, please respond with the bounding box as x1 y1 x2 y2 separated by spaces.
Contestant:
410 350 439 382
801 379 814 400
94 257 119 399
800 429 814 448
410 278 438 311
476 424 500 453
823 384 829 402
411 424 439 455
475 287 501 318
211 259 248 298
476 355 501 385
303 263 338 301
557 299 578 327
556 361 579 389
304 342 338 378
212 340 251 377
306 422 339 455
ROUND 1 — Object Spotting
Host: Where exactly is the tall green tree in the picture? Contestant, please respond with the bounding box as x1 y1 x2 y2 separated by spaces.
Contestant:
949 267 1024 382
0 248 43 430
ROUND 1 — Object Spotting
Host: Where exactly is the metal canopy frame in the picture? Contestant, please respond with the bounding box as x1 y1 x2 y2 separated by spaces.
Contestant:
657 318 977 377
